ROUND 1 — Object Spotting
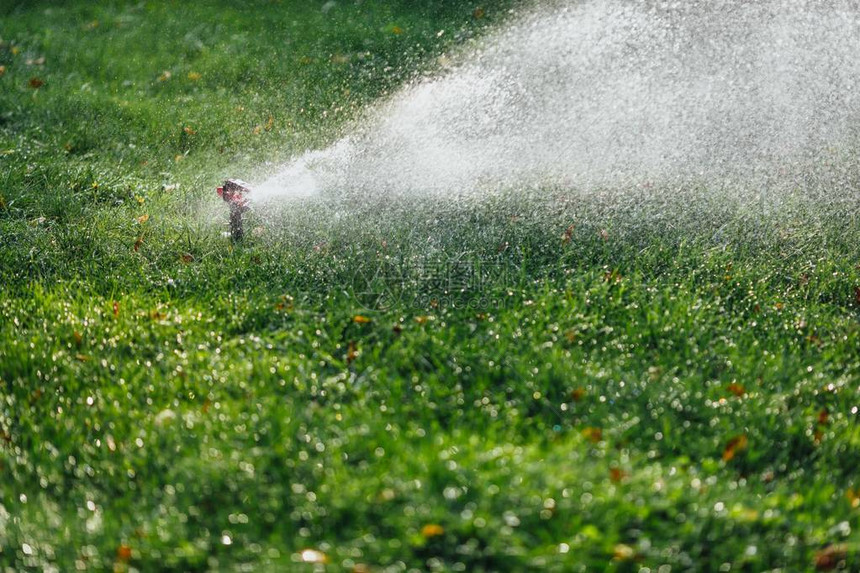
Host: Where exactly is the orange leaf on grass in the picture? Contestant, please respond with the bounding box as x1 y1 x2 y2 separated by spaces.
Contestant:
846 488 860 509
353 315 372 324
609 468 627 483
116 544 132 561
421 524 445 538
726 382 746 397
814 544 847 571
722 434 748 462
582 427 602 443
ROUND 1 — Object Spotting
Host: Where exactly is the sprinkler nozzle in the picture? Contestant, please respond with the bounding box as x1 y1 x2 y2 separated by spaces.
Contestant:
217 179 251 241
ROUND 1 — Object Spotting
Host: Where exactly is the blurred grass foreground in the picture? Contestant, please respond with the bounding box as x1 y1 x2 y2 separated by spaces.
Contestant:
3 1 860 571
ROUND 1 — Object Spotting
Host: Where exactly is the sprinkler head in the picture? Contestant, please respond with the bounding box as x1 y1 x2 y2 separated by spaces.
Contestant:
216 179 251 241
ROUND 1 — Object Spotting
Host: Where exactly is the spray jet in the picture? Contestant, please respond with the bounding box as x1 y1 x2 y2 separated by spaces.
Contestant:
216 179 251 241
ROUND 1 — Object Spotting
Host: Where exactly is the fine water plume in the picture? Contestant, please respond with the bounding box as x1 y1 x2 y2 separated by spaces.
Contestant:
255 0 860 204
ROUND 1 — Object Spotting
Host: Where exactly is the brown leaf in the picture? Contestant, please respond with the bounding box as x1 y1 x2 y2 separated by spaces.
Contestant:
722 434 748 462
726 382 746 397
855 286 860 306
353 315 372 324
0 66 6 77
582 426 602 443
347 341 357 364
117 544 132 562
561 224 575 244
421 524 445 538
136 214 149 224
28 77 44 89
299 549 329 564
846 488 860 509
133 236 144 252
473 7 485 19
814 544 847 571
113 301 120 318
818 409 829 425
571 388 586 402
180 253 194 263
609 468 627 483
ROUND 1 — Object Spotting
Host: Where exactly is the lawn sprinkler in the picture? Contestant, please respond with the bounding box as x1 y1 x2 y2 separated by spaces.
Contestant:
216 179 251 241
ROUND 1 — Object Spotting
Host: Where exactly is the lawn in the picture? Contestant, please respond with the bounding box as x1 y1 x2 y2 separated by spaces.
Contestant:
3 1 860 571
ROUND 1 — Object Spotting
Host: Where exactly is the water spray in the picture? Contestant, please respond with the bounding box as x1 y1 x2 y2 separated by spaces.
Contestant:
216 179 251 241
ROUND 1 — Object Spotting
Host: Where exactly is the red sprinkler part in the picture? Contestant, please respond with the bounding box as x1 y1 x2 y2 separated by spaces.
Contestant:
217 179 251 241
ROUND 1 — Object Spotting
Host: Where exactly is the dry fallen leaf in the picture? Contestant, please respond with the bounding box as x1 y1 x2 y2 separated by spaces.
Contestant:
814 544 847 571
722 434 748 462
116 544 132 562
846 488 860 509
421 524 445 538
353 315 372 324
136 214 149 224
582 427 602 443
28 77 44 89
609 468 628 483
726 382 746 397
0 66 6 77
562 224 575 244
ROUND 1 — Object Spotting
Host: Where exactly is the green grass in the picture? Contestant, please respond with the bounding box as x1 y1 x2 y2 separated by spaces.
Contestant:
3 1 860 571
